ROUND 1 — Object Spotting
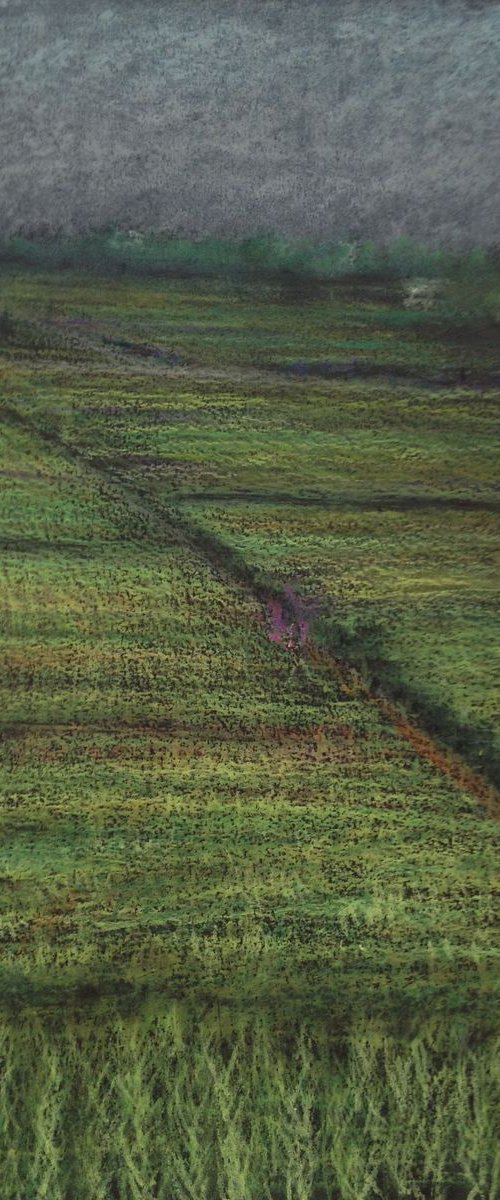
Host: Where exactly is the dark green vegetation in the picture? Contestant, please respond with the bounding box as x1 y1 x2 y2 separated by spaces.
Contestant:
0 232 460 280
0 266 499 1197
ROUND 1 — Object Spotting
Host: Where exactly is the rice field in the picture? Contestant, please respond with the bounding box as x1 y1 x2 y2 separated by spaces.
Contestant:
0 266 499 1197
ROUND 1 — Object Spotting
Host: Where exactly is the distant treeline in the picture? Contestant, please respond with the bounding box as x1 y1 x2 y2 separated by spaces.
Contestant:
0 229 495 280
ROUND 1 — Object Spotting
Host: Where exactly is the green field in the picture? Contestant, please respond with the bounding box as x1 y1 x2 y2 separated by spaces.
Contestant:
0 266 499 1197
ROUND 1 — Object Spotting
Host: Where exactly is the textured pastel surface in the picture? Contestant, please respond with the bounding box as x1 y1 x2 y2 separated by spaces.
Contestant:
1 270 499 1015
1 268 499 1197
1 1 500 245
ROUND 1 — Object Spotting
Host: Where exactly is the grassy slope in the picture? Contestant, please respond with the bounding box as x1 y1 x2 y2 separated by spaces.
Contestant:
0 269 499 1019
2 270 498 778
0 267 499 1198
2 412 498 1018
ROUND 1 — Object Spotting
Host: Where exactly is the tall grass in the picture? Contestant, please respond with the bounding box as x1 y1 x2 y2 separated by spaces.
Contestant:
0 1002 498 1200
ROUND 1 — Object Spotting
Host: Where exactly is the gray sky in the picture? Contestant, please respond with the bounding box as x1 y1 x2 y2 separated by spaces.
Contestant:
1 0 499 245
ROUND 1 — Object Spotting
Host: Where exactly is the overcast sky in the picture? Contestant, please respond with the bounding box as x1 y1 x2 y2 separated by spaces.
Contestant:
1 0 499 245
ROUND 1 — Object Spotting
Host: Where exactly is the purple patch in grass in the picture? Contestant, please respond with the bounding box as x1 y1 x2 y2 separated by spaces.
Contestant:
267 598 291 644
266 598 310 650
266 584 326 650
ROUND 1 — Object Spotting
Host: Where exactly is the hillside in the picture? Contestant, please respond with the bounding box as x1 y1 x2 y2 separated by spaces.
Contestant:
0 266 499 1198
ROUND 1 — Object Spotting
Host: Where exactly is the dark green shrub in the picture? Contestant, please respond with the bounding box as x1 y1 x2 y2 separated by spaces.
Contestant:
439 248 500 326
0 308 14 339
